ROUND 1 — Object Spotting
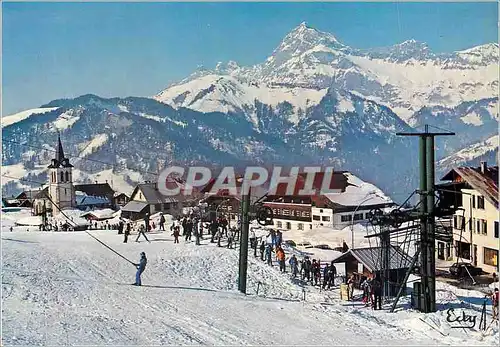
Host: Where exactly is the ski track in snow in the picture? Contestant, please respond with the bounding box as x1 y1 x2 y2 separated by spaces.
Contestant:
2 230 498 345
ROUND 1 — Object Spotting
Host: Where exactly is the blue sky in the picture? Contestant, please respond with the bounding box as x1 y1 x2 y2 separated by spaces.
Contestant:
2 2 498 115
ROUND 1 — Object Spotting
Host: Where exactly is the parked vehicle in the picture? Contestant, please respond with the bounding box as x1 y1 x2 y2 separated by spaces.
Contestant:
314 244 332 250
449 262 483 277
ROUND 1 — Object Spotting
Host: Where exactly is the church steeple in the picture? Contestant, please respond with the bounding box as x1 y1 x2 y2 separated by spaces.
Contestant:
47 133 75 212
48 134 73 168
56 134 65 163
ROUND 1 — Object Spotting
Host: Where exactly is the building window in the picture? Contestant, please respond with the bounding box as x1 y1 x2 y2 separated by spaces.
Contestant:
495 221 499 239
304 212 310 218
155 204 162 211
453 215 457 229
320 209 323 213
283 209 290 216
139 193 142 199
322 216 331 222
341 215 352 222
481 220 487 235
483 247 498 268
298 223 304 230
469 218 472 231
309 224 312 230
353 213 363 221
286 222 291 230
60 171 64 182
477 220 480 234
477 196 485 210
313 215 320 221
65 171 69 182
472 196 476 208
276 221 282 228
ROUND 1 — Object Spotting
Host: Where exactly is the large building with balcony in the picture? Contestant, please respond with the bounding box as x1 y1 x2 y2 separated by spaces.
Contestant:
440 162 499 274
263 171 395 231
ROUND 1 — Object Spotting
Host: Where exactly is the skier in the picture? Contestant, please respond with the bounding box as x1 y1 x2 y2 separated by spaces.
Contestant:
276 246 286 272
171 223 180 244
124 222 131 243
118 219 124 235
220 216 228 237
372 275 382 310
347 275 355 301
182 217 187 236
259 241 266 261
276 231 283 247
362 277 373 307
311 259 321 285
265 244 273 266
210 220 218 243
328 261 337 288
144 213 150 232
135 224 151 243
249 229 256 250
492 288 499 320
133 252 147 286
289 254 299 278
194 219 201 245
322 264 330 289
159 213 166 231
185 218 193 241
301 257 311 282
227 228 234 249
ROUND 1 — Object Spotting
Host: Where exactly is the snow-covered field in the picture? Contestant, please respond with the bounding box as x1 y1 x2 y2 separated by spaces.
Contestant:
2 216 499 345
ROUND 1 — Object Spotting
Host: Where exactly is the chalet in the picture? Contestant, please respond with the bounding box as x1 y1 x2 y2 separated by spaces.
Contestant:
438 161 499 273
113 192 130 207
74 183 115 208
121 182 180 220
331 246 414 296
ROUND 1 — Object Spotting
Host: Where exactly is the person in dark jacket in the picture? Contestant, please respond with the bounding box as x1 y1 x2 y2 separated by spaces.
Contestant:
185 219 193 241
159 213 166 231
259 241 266 261
210 220 218 243
135 224 151 243
171 223 180 243
124 222 131 243
322 264 330 289
144 213 150 232
133 252 147 286
289 254 299 278
372 276 382 310
328 261 337 288
118 220 124 235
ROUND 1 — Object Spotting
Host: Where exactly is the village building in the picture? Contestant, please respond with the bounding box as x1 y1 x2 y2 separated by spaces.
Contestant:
113 192 130 207
121 181 180 220
331 245 413 296
263 171 395 231
439 161 499 274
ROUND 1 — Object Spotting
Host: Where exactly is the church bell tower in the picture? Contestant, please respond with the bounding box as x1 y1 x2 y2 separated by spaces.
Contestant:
47 134 75 213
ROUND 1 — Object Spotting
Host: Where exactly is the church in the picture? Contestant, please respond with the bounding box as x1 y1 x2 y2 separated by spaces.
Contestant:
29 135 116 215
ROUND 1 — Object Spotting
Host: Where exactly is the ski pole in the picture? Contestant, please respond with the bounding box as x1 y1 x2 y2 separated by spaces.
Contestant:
85 231 136 266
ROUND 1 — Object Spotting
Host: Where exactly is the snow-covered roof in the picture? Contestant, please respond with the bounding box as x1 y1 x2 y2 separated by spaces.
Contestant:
323 173 393 207
81 208 116 220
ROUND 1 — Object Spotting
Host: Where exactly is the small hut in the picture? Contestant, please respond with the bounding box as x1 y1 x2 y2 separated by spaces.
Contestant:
331 245 414 296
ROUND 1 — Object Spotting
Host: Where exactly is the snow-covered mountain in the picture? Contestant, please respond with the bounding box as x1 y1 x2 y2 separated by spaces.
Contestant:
2 93 416 201
437 135 499 175
156 22 498 126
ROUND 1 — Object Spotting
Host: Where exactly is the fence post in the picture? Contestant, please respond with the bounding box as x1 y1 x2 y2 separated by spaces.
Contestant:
302 287 306 301
256 282 261 296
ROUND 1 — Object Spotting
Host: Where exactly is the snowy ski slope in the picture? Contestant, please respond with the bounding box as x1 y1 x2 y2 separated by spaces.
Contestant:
2 227 499 345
